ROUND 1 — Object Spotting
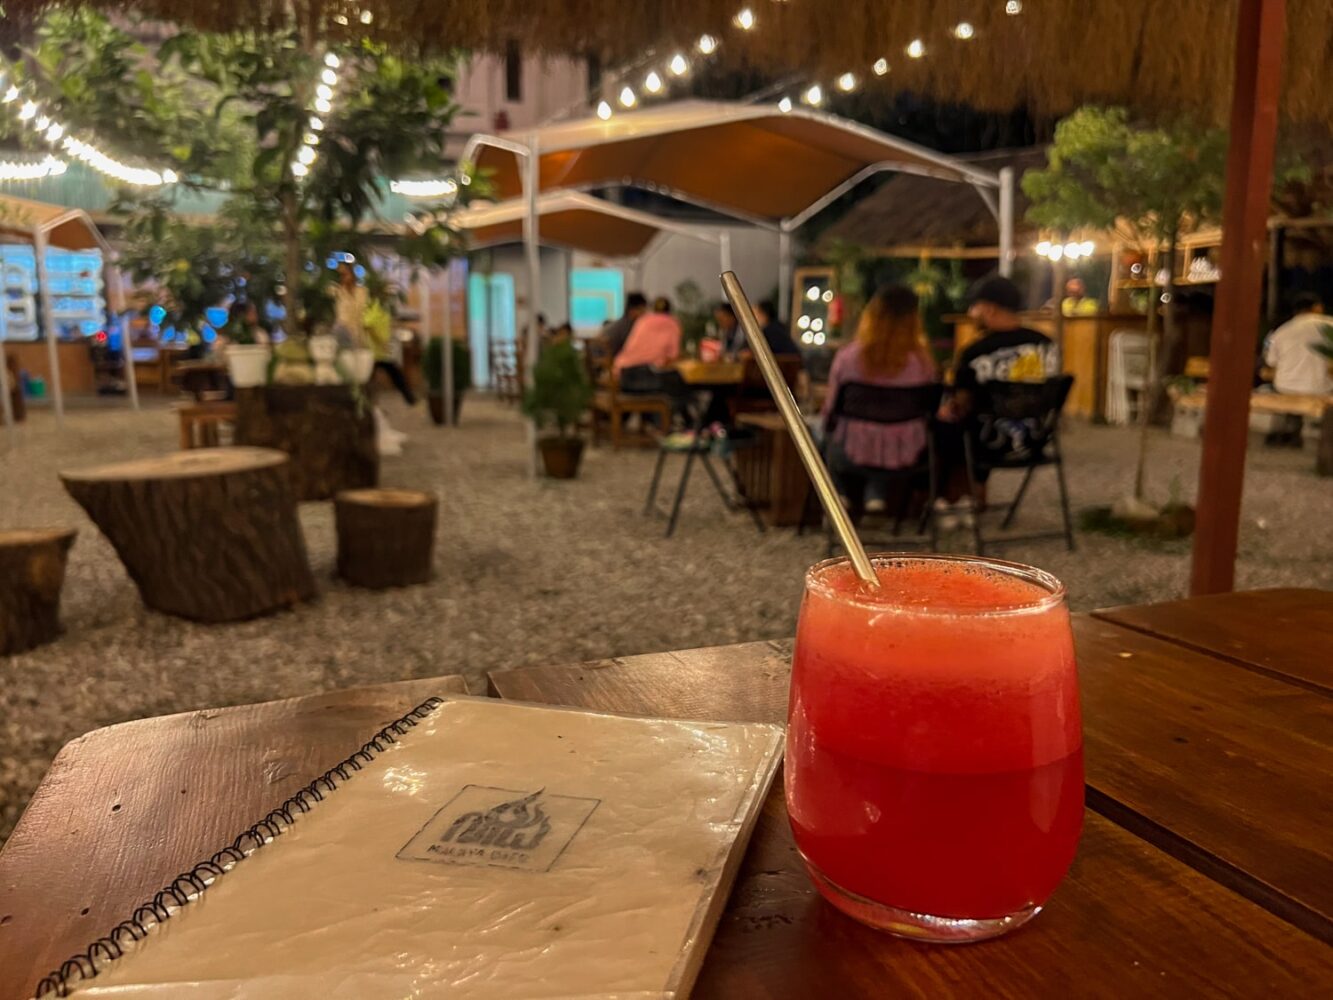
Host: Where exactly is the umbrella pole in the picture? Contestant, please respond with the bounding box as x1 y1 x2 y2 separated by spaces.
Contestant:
1191 0 1286 596
35 227 64 425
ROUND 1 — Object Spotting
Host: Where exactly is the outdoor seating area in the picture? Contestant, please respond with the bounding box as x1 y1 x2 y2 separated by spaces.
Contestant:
1 2 1331 998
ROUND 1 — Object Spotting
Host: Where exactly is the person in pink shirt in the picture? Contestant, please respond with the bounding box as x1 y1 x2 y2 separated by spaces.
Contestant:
821 284 938 508
612 297 686 403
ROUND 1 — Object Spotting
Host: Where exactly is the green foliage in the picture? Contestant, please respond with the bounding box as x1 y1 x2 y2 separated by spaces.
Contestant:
674 279 710 352
522 341 592 439
423 337 472 395
1023 106 1228 245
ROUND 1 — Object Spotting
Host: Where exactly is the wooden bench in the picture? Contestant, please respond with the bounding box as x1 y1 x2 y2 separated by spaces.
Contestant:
177 401 238 449
1175 390 1333 474
590 375 672 450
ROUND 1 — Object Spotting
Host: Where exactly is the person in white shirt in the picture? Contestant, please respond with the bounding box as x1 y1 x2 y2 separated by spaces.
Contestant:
1264 293 1331 446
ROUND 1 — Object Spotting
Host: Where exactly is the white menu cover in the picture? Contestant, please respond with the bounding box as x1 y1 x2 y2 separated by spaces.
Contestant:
66 696 783 999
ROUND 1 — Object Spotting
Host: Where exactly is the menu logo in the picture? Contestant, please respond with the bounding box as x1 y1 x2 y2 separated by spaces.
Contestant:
398 785 599 872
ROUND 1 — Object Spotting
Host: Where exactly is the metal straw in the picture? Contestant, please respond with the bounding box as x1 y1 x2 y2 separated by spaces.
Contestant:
720 271 879 587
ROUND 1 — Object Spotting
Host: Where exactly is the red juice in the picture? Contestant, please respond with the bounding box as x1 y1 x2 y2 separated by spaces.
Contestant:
786 555 1083 940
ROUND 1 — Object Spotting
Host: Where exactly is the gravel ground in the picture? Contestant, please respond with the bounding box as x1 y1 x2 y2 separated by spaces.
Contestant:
1 395 1330 844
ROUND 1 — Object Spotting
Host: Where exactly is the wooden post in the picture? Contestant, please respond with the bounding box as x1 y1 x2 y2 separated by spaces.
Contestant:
1190 0 1286 597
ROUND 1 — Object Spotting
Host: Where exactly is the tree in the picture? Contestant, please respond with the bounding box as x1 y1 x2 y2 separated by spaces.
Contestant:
1024 106 1228 504
14 10 467 332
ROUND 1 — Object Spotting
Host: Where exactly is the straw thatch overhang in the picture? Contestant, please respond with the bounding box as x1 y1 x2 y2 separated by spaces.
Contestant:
9 2 1333 125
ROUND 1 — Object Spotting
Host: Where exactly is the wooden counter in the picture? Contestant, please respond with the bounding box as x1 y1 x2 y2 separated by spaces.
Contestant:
2 339 96 394
948 312 1147 422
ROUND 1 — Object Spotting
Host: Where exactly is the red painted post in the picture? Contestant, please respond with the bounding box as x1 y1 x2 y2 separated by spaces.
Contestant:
1190 0 1287 596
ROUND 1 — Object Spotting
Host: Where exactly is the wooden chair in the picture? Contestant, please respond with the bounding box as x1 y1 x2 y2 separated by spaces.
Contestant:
590 371 673 449
177 401 238 450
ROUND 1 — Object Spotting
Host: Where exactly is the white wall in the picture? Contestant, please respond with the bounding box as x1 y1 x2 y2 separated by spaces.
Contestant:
447 52 588 158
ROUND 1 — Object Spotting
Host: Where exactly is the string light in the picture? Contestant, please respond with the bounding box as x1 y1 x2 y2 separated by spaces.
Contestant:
62 136 175 186
18 101 36 121
643 71 663 94
618 86 637 108
314 97 332 114
873 58 889 76
697 34 719 54
359 9 373 24
0 155 67 181
390 178 458 198
803 84 823 106
668 53 689 76
320 68 337 85
733 7 755 30
309 116 325 131
836 72 857 92
324 53 341 69
2 86 17 103
777 96 793 113
596 100 613 120
906 39 926 59
953 23 975 40
1006 1 1023 14
316 84 334 101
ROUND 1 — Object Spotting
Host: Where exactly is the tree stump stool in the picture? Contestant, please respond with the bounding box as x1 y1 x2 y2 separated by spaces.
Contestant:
334 488 437 589
234 385 378 501
0 528 76 654
61 449 316 623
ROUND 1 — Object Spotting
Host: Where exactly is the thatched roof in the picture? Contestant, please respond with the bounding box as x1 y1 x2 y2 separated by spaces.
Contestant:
818 148 1047 254
10 2 1333 125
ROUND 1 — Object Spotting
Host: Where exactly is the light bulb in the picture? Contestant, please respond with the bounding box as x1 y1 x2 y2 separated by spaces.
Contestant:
668 53 689 76
1049 244 1064 261
304 132 320 145
298 145 317 165
1036 241 1052 256
822 289 834 303
836 72 857 92
334 14 348 25
35 116 49 131
953 22 975 40
697 34 718 54
1080 240 1096 256
325 53 341 68
596 100 613 120
45 123 63 141
315 97 333 113
162 168 178 183
777 96 793 113
806 286 821 301
291 161 310 177
18 101 37 121
801 331 814 345
619 86 637 108
907 39 925 59
316 84 334 101
359 9 373 24
803 84 823 106
873 58 889 76
813 332 826 346
734 8 755 30
1006 1 1023 14
643 71 663 94
811 318 824 332
321 68 337 86
2 86 18 103
1063 242 1080 259
797 315 811 329
309 116 325 130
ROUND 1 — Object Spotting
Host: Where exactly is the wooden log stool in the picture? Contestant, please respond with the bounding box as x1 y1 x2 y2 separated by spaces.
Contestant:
334 488 437 589
0 528 76 654
177 401 238 449
61 449 316 623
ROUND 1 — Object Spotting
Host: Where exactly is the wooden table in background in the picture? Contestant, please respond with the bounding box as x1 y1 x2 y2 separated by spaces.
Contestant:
1 592 1330 998
734 411 812 527
675 359 744 386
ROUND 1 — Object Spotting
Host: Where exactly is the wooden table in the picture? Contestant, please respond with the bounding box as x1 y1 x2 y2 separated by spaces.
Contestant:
675 359 744 386
734 411 812 527
2 591 1330 998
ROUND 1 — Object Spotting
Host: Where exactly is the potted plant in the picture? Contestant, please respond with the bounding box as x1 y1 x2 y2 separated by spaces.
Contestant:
223 316 273 388
424 336 472 425
522 340 593 479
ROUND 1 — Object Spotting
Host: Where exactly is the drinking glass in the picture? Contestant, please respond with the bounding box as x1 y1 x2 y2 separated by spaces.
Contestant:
786 553 1083 943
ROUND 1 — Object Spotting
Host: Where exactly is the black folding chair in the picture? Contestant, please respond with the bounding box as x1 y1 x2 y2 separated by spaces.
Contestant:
814 381 944 555
964 374 1076 554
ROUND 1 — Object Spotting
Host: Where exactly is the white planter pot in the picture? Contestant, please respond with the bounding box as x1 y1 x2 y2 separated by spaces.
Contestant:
226 344 271 388
341 348 375 384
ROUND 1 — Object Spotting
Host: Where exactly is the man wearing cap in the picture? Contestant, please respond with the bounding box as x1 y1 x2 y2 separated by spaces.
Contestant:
935 276 1059 523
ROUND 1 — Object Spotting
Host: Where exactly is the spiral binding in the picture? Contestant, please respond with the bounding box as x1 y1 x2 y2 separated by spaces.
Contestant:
32 696 445 999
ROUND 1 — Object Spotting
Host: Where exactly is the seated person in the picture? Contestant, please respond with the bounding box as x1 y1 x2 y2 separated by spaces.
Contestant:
820 284 937 511
613 296 685 400
1061 277 1100 317
1263 292 1331 447
603 292 648 359
937 275 1060 511
753 301 804 359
